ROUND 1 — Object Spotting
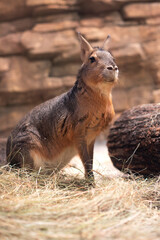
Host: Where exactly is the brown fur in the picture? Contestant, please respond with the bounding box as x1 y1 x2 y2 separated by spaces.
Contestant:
6 34 118 184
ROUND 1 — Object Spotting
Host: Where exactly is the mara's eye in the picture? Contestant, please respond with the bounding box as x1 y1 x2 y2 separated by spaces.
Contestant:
89 56 96 63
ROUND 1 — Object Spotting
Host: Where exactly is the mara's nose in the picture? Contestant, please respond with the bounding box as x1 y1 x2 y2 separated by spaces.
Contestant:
107 66 118 71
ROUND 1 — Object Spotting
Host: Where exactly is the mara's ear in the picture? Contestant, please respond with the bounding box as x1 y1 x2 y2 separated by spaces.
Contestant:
102 35 111 50
78 32 93 62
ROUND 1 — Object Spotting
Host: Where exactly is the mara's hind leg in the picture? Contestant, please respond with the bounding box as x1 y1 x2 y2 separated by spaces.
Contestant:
6 137 34 169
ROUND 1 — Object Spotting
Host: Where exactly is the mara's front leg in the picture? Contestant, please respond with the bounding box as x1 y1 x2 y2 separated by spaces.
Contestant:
76 139 95 186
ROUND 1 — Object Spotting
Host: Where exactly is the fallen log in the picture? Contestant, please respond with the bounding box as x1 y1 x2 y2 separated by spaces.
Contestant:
107 104 160 177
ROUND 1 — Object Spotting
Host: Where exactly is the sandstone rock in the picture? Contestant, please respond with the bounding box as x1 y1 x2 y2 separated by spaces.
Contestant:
0 56 75 106
123 3 160 19
153 89 160 104
33 20 79 32
112 43 146 66
21 30 79 59
0 87 66 107
77 25 160 49
139 25 160 42
0 57 51 93
51 63 80 77
36 76 75 91
119 67 153 89
35 76 75 103
0 57 53 106
104 12 123 23
113 85 154 112
26 0 77 7
62 76 75 88
53 50 80 64
27 0 78 16
77 27 108 42
0 58 10 73
142 40 160 57
114 0 147 2
79 0 119 14
146 16 160 25
111 44 153 88
80 13 122 28
35 13 79 24
128 85 154 108
0 19 34 37
33 6 77 17
0 0 31 21
0 33 24 55
80 18 104 28
112 88 129 112
145 56 160 85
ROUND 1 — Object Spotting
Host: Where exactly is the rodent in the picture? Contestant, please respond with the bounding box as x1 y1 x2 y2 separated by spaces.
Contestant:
6 33 118 185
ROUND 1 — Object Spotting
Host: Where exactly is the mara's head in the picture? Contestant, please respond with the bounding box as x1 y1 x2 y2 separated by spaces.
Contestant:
78 33 118 92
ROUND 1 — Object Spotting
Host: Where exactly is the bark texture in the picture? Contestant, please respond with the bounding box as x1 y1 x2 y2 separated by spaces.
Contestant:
108 104 160 176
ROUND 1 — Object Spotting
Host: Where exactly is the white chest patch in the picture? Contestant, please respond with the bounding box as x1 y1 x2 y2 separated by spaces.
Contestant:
30 147 77 171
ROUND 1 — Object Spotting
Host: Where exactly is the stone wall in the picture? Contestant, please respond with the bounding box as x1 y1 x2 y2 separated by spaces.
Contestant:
0 0 160 136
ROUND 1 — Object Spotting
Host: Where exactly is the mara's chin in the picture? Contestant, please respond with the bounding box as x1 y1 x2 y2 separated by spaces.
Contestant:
104 77 118 84
102 74 118 83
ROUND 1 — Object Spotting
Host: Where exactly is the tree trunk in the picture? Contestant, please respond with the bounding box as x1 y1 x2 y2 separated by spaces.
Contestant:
107 104 160 177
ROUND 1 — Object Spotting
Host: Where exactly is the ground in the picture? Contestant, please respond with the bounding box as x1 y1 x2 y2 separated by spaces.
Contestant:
0 141 159 240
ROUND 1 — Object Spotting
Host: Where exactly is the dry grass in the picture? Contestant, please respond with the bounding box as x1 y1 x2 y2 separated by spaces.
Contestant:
0 165 159 240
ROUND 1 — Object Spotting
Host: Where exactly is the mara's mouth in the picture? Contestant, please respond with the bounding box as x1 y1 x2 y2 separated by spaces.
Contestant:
103 72 119 83
103 76 118 83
